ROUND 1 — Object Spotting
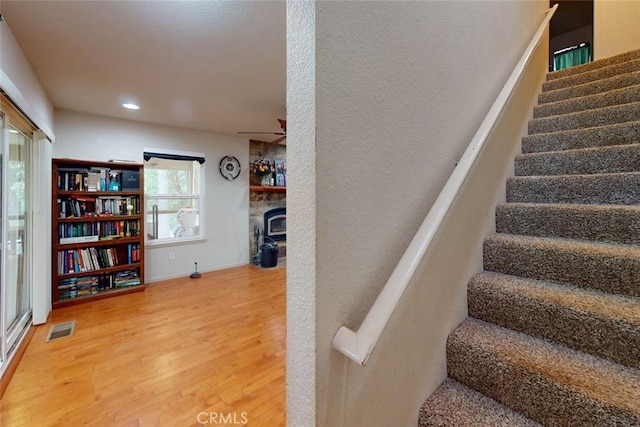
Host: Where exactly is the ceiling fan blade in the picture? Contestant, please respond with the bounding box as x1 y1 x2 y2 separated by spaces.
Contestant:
269 136 287 145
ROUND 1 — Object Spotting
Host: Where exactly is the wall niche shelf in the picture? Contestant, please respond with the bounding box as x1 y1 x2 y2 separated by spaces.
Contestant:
250 186 286 193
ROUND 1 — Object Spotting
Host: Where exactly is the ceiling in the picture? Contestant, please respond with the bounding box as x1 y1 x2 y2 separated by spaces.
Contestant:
1 1 286 139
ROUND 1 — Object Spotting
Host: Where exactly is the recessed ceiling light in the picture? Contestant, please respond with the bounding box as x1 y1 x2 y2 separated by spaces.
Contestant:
122 103 140 110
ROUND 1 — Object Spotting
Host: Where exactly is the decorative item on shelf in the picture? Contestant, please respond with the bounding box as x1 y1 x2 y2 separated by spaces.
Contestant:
219 155 241 181
274 160 287 187
251 156 274 186
108 170 120 191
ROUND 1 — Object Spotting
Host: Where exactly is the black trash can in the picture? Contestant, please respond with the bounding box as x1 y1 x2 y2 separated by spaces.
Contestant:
260 243 279 268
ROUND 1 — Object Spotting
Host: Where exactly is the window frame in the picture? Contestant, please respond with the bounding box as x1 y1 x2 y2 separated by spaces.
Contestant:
143 148 206 247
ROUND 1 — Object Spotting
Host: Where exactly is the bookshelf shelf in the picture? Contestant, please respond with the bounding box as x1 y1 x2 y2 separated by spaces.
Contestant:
56 190 141 197
57 262 142 279
58 215 141 223
52 286 144 309
52 158 145 308
55 237 141 249
249 185 286 193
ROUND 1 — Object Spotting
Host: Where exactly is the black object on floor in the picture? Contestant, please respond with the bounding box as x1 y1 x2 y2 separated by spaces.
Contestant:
260 243 279 268
190 262 201 279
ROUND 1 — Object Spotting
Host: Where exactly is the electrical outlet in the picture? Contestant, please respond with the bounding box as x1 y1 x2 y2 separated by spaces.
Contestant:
168 251 175 261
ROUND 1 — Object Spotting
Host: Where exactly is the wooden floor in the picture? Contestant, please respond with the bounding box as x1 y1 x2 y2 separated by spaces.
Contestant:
0 265 286 426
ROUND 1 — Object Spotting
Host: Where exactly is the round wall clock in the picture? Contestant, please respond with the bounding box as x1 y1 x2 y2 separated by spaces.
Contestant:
219 156 241 180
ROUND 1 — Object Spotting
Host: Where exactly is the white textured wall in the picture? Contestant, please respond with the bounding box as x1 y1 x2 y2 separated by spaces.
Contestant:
53 109 249 283
0 20 54 139
286 1 316 426
594 0 640 59
288 1 548 425
0 18 55 324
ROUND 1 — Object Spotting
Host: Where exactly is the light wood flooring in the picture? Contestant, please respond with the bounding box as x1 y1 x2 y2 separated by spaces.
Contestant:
0 265 286 426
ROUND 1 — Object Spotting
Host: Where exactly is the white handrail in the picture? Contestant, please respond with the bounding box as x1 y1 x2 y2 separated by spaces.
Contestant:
332 4 558 366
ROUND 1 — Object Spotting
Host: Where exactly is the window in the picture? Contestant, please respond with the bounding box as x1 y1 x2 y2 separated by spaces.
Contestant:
553 42 591 71
144 150 205 244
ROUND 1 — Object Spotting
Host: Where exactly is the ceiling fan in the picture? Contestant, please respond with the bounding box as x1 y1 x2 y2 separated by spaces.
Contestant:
238 118 286 144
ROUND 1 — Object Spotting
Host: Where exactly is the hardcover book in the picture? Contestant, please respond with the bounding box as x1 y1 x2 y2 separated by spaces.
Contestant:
121 170 140 191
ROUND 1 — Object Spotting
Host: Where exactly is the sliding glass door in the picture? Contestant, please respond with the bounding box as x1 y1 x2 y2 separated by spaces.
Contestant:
0 108 33 371
4 123 31 355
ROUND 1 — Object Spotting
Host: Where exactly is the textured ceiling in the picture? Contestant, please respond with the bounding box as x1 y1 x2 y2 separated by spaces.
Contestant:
2 1 286 139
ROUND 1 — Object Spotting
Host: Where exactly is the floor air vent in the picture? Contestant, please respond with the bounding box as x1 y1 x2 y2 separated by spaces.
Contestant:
45 320 76 342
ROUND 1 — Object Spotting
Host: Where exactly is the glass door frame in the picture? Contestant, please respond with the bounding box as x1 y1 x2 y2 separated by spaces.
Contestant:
0 109 34 374
0 112 4 367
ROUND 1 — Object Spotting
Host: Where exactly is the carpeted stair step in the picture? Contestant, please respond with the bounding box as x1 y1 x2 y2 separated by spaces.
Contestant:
447 318 640 426
514 144 640 176
534 83 640 118
547 49 640 81
522 120 640 154
528 101 640 134
542 58 640 93
418 378 541 427
506 172 640 205
468 271 640 369
483 234 640 297
495 202 640 244
539 70 640 105
424 49 640 427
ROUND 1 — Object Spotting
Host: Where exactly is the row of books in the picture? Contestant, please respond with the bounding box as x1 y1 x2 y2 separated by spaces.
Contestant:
58 196 92 218
58 220 140 243
58 195 141 218
57 168 140 192
57 269 141 300
58 276 99 300
102 220 139 239
58 247 122 274
127 243 141 264
113 269 141 288
95 196 141 216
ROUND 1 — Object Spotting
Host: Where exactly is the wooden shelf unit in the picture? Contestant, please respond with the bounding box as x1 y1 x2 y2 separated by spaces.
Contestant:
52 158 145 308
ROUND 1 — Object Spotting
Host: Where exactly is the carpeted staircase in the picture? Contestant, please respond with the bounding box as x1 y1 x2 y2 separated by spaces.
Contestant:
419 50 640 426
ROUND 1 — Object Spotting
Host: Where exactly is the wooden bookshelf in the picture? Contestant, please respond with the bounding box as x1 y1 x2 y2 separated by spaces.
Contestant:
52 158 145 308
249 186 286 193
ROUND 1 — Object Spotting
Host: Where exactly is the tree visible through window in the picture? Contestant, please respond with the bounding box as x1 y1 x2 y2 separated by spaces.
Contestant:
144 152 204 242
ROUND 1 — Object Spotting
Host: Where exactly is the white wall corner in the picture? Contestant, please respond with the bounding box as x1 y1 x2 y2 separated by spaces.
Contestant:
286 1 317 426
0 20 55 140
31 134 53 324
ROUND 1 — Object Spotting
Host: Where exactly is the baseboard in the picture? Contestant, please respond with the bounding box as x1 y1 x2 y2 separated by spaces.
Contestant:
0 324 36 399
145 261 249 283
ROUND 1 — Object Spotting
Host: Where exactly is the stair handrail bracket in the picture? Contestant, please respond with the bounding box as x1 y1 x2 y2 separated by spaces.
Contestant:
332 4 558 367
